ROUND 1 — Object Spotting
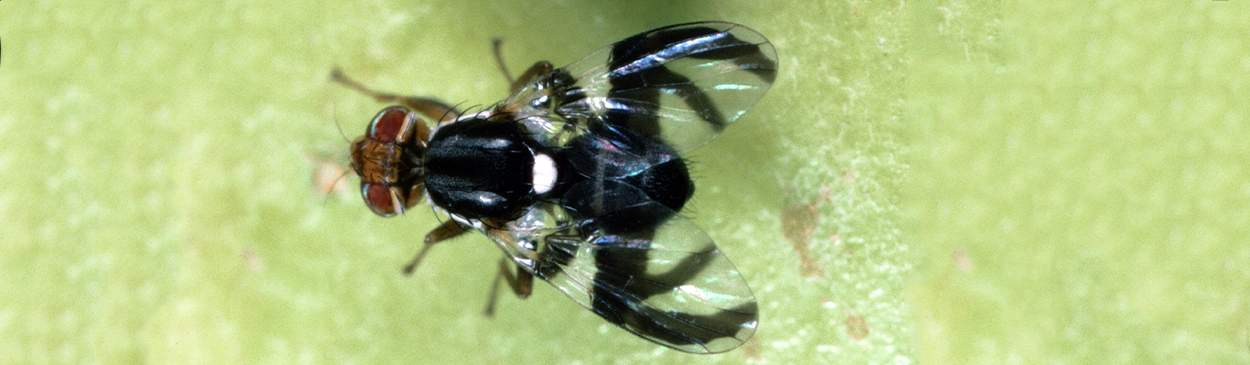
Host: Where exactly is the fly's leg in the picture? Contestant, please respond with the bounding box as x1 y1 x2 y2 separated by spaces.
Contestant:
509 61 553 94
490 39 554 94
483 258 533 317
330 68 462 123
403 220 471 275
491 38 514 86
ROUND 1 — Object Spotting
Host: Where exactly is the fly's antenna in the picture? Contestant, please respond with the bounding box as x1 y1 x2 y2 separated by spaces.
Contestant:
320 167 353 208
306 153 353 206
332 101 352 143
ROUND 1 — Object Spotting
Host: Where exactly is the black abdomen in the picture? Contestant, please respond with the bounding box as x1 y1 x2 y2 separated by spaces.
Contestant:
559 123 694 234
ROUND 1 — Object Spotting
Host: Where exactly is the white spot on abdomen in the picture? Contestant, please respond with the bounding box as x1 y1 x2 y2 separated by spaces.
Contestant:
532 153 557 195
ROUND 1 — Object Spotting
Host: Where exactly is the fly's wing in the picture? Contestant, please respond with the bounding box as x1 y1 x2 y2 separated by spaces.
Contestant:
495 189 757 354
520 22 777 156
541 212 757 353
480 21 767 353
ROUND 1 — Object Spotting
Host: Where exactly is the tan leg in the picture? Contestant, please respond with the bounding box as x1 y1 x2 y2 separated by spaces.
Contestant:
508 61 554 94
483 258 533 316
330 68 461 123
491 38 514 86
402 220 471 275
490 38 554 94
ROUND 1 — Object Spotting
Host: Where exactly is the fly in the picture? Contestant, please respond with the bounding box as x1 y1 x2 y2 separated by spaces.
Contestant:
334 21 777 354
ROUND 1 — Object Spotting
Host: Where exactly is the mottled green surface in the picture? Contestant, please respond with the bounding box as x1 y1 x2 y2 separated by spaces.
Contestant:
9 0 1247 364
908 1 1250 364
1 1 908 364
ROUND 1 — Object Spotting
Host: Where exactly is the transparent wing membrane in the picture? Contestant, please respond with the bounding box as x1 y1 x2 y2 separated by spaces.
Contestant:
530 207 757 354
428 21 774 354
506 22 778 156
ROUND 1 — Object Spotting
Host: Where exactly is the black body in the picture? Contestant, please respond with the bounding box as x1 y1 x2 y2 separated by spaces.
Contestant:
559 122 694 234
423 118 537 221
345 21 776 354
424 116 695 232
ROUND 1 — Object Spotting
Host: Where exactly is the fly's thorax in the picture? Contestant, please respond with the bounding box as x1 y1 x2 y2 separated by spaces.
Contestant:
422 117 538 221
334 21 775 353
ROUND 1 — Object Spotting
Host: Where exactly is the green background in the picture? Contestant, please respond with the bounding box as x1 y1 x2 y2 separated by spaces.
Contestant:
909 1 1250 363
1 0 1246 364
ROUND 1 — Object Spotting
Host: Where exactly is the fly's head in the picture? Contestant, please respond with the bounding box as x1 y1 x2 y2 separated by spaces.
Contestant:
350 106 431 217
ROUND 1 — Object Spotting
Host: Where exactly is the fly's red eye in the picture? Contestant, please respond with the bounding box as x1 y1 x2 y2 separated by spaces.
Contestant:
362 183 401 217
328 22 777 353
368 107 410 143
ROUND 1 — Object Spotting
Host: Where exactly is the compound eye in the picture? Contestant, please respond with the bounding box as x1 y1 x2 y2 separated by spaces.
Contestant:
362 182 403 217
367 106 412 143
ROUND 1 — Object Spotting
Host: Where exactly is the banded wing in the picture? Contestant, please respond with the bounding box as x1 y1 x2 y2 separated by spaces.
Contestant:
512 21 777 156
477 22 768 353
488 192 757 354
